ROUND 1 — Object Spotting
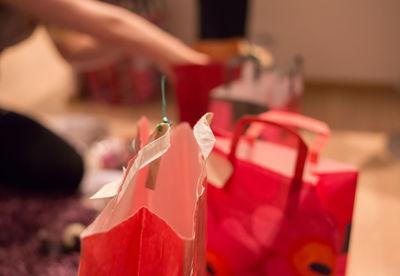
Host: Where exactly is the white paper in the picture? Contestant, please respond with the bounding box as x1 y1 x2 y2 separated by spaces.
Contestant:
193 113 216 160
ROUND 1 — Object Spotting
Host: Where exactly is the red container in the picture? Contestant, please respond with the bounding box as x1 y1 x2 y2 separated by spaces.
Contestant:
173 63 226 126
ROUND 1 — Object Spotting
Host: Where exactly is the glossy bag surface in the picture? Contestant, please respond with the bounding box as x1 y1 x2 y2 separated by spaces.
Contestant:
206 112 357 276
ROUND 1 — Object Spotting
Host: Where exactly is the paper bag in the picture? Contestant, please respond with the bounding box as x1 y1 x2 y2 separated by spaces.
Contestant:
79 114 215 276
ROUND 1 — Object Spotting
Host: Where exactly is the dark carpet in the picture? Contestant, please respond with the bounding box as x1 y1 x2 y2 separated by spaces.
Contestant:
0 188 96 276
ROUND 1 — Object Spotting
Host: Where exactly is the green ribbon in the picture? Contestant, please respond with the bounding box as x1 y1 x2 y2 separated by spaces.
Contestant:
158 75 172 131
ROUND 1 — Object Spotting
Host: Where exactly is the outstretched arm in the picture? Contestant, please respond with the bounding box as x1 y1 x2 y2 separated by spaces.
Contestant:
2 0 208 74
46 25 124 72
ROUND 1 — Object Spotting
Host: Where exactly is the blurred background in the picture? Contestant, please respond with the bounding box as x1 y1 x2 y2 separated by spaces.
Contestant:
0 0 399 275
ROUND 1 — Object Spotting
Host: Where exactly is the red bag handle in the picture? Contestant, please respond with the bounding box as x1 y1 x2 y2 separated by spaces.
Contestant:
245 111 330 164
225 116 308 200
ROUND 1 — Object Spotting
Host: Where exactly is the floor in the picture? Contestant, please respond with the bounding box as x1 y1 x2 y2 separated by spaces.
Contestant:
1 28 400 276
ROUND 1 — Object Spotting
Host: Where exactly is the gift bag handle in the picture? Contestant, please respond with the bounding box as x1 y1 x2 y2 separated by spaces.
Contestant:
225 55 262 88
245 111 330 164
225 116 308 198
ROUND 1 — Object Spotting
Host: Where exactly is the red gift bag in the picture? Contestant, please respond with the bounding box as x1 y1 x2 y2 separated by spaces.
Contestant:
79 114 215 276
206 112 357 276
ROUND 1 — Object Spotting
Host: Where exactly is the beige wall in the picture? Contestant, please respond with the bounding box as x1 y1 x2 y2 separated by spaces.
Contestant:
249 0 400 84
165 0 400 85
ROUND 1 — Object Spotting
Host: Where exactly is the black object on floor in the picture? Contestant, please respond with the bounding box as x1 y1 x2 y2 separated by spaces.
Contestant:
0 109 84 194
